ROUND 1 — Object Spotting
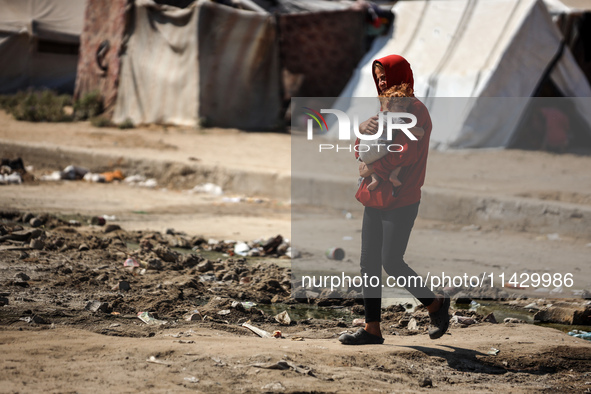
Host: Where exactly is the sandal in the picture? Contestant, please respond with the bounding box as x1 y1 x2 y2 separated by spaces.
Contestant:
339 328 384 345
428 293 450 339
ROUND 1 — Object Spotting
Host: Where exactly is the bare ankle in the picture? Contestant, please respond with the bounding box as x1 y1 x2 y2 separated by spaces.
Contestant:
364 322 382 337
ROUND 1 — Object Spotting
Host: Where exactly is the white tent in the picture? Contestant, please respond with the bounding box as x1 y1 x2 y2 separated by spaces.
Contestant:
0 0 86 93
333 0 591 149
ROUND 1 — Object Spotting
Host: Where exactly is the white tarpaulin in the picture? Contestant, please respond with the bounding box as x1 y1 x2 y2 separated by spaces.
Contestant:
333 0 591 149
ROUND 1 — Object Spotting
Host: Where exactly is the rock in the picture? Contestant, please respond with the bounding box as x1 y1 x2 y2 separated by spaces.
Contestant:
31 315 49 324
222 272 238 282
23 213 34 223
14 272 30 281
263 235 283 254
112 281 131 292
450 315 476 326
418 377 433 388
154 245 178 263
29 217 42 227
96 273 109 282
104 224 121 233
534 303 591 325
483 312 498 324
85 300 109 313
453 292 472 305
147 258 164 271
29 238 44 250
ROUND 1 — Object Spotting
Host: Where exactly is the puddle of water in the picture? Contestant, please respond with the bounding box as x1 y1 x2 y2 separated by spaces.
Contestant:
256 303 353 321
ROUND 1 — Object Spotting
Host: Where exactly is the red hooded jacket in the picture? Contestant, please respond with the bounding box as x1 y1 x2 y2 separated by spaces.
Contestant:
355 55 432 210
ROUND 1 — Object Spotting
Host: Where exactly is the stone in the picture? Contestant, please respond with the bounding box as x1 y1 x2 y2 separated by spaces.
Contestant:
453 292 472 305
29 239 44 250
112 281 131 292
197 259 213 272
104 224 121 233
14 272 30 281
483 312 498 324
534 303 591 325
29 217 42 227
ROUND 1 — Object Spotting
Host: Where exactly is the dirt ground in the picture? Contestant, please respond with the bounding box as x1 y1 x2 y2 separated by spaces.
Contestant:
1 114 591 393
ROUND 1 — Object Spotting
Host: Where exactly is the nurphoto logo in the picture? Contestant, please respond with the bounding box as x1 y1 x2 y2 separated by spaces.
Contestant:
304 108 418 153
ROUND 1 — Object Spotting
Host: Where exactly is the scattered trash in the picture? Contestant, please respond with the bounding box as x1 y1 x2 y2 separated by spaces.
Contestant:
550 286 564 294
568 330 591 341
184 376 199 383
0 173 22 184
217 309 231 316
253 360 314 376
234 242 250 256
342 236 353 241
19 315 49 324
190 183 223 195
274 311 292 326
487 348 500 356
85 300 109 313
326 247 345 260
344 211 353 220
273 330 283 338
90 216 106 226
352 318 365 327
407 318 418 331
504 317 525 324
450 315 476 326
123 257 140 268
242 320 272 338
546 233 561 241
184 310 202 321
137 311 167 325
291 336 304 341
286 247 300 259
146 356 170 366
524 302 542 310
41 165 89 181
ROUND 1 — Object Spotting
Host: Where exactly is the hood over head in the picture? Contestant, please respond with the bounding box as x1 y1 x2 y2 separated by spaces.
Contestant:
372 55 414 94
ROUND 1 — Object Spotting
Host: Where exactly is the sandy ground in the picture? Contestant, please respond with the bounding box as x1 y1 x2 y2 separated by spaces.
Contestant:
1 113 591 393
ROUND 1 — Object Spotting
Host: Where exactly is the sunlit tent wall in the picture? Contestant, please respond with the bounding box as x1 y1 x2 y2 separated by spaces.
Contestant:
75 0 366 129
0 0 85 94
332 0 591 149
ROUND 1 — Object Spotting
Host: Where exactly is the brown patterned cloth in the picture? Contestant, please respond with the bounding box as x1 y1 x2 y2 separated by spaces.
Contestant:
279 9 365 98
